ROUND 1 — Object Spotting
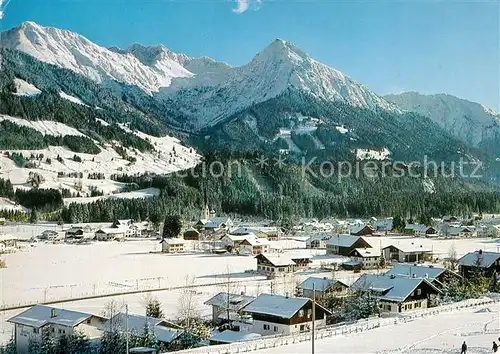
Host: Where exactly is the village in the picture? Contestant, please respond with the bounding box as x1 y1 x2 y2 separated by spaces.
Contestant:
0 198 499 354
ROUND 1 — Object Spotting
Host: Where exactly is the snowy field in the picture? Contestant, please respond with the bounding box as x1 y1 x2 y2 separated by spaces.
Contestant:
254 305 500 354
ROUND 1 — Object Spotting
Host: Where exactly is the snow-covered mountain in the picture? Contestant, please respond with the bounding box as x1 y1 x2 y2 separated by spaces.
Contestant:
385 92 500 153
0 21 193 93
1 22 399 129
161 39 400 128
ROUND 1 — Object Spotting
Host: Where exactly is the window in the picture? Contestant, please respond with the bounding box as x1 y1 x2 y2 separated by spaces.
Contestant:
298 310 304 317
416 289 422 296
86 319 92 324
263 324 270 330
274 326 278 332
407 303 413 310
33 328 38 334
415 302 421 308
307 309 312 318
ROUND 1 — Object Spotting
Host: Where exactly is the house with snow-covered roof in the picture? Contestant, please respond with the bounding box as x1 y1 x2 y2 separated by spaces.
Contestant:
326 234 372 256
160 238 185 253
348 247 381 269
255 254 312 275
350 274 441 313
95 228 125 241
204 292 256 324
458 250 500 278
305 233 331 249
8 305 106 354
242 293 331 335
102 313 182 345
384 264 460 288
382 243 433 263
299 277 348 299
349 224 374 236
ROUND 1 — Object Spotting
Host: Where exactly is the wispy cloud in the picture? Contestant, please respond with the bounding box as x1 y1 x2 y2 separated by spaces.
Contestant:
232 0 262 14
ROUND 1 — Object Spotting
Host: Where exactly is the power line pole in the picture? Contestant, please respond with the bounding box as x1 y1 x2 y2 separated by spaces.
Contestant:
312 283 315 354
125 304 129 354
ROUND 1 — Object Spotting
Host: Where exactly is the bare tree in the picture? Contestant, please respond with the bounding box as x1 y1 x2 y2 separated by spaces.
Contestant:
447 244 459 271
101 299 125 332
178 275 198 329
216 266 241 324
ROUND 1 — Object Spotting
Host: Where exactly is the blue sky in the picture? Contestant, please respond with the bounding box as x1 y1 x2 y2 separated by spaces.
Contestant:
2 0 499 110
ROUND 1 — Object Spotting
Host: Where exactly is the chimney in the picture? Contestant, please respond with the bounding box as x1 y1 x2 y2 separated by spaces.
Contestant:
412 274 416 278
479 249 483 255
390 274 396 279
50 308 57 318
285 292 289 298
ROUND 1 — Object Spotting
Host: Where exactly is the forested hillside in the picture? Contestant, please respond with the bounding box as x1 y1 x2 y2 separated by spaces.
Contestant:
58 157 500 224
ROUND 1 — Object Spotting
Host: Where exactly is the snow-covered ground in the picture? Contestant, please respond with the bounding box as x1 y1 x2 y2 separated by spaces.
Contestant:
59 91 88 106
0 198 28 212
12 78 41 97
0 116 200 203
0 115 84 137
356 148 391 161
63 187 160 205
254 306 500 354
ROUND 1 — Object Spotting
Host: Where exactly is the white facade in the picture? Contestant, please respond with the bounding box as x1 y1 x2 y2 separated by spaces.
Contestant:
249 318 326 336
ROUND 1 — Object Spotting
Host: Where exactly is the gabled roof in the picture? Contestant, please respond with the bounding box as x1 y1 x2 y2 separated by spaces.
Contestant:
242 238 269 246
204 292 256 310
382 243 432 253
458 251 500 268
350 274 441 302
160 238 185 245
300 277 347 292
8 305 93 329
154 326 183 343
349 248 381 258
349 224 372 235
243 294 310 319
255 254 296 266
384 264 446 280
326 234 370 248
102 313 179 333
183 227 200 235
209 330 261 344
96 228 125 235
306 234 332 244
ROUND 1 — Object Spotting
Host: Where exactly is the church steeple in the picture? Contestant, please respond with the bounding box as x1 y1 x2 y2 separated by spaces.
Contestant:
203 187 210 220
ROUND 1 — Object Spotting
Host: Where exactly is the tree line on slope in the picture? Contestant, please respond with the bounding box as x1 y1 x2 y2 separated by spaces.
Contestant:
0 120 100 153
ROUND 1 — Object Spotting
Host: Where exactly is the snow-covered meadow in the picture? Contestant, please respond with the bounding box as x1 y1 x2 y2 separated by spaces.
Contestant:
0 115 201 201
254 305 500 354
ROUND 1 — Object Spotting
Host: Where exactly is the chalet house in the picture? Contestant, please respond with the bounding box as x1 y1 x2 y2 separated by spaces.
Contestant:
458 250 500 278
306 234 332 249
403 224 420 235
326 235 372 256
382 243 433 263
195 217 233 231
255 254 312 275
0 233 17 249
242 294 331 335
372 218 394 232
95 228 125 241
384 264 460 288
350 274 441 313
160 238 185 253
209 331 261 345
183 227 200 241
204 292 256 324
298 277 348 299
348 248 381 270
102 313 182 346
8 305 106 354
414 225 438 238
349 224 374 236
111 220 153 238
230 227 279 240
38 230 59 240
64 227 85 239
221 234 257 250
240 238 270 255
